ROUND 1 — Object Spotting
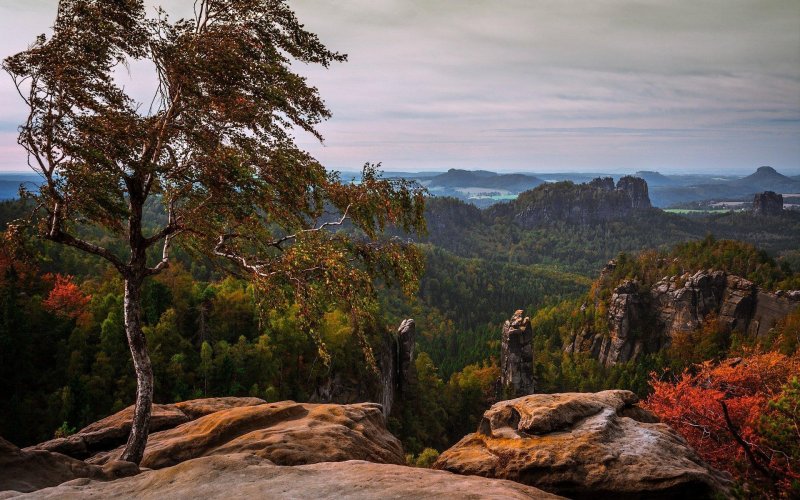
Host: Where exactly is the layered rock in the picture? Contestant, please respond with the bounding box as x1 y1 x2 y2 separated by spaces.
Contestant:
566 269 800 366
753 191 783 215
0 437 138 494
433 391 733 499
8 454 563 499
28 397 265 459
500 310 534 397
616 175 650 209
85 401 404 469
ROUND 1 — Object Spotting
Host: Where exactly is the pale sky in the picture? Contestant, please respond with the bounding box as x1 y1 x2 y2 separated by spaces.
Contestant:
1 0 799 174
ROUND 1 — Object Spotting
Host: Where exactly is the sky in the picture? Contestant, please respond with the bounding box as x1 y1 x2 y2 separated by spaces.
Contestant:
0 0 798 174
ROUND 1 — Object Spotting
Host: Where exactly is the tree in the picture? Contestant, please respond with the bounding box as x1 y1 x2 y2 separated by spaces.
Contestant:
643 352 800 497
3 0 425 464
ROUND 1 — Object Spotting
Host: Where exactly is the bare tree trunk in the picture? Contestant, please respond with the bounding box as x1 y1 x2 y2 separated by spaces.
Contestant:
120 276 153 464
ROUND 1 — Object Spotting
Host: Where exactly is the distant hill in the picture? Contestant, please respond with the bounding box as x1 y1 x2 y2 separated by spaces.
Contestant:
427 169 543 191
634 171 678 187
729 166 800 191
650 166 800 207
0 174 41 200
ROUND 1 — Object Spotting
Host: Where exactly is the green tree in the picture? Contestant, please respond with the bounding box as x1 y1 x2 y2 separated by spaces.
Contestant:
3 0 425 463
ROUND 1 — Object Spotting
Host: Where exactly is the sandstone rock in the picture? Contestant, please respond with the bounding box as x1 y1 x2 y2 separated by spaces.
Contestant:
5 453 564 499
616 175 651 209
500 310 534 397
28 397 266 459
434 391 732 499
568 269 800 366
86 401 404 469
753 191 783 215
0 437 138 494
589 177 614 191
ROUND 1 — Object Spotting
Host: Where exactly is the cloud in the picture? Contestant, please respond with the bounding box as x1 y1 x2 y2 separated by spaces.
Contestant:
0 0 797 174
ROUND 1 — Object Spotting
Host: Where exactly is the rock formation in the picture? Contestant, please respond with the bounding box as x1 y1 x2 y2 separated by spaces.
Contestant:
433 390 733 499
0 437 139 494
616 175 651 209
312 319 417 418
489 177 652 228
11 454 564 499
566 269 800 366
500 310 534 397
753 191 783 215
24 398 404 471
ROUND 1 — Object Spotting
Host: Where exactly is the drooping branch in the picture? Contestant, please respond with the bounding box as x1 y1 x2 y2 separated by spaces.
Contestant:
719 399 777 491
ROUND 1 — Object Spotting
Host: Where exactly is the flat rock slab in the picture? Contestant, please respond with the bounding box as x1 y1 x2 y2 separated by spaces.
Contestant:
2 454 564 499
28 397 267 459
87 401 405 468
434 390 733 500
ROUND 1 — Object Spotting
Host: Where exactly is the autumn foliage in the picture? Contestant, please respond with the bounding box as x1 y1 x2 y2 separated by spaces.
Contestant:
643 351 800 497
42 274 91 322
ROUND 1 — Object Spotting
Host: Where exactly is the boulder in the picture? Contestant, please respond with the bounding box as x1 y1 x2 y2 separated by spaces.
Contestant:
86 401 404 469
0 436 138 494
27 397 266 459
4 453 564 499
433 390 733 499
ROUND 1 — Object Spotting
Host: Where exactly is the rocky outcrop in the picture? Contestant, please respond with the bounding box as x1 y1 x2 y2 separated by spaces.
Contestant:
28 397 265 459
84 401 403 469
0 437 138 494
22 398 403 478
566 269 800 366
7 454 564 499
313 319 417 418
433 391 733 499
489 177 652 228
500 310 534 397
616 175 651 209
753 191 783 215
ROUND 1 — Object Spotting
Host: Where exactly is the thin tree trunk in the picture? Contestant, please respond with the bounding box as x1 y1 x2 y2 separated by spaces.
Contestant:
120 276 153 464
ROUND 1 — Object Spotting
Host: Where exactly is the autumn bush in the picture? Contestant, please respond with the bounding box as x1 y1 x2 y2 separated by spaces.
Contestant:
643 351 800 498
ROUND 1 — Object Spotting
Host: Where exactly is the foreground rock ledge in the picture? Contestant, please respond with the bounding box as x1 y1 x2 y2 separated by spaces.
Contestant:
3 398 404 494
1 453 564 499
433 390 733 500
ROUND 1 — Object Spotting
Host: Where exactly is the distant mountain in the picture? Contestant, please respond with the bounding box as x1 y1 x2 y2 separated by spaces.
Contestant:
634 171 678 187
427 169 543 191
0 173 41 200
649 166 800 207
729 166 800 192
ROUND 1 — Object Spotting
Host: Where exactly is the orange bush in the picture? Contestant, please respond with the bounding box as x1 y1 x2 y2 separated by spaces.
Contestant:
643 351 800 497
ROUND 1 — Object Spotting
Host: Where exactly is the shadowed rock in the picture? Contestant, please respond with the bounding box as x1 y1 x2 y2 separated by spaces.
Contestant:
753 191 783 215
500 310 534 397
434 390 733 499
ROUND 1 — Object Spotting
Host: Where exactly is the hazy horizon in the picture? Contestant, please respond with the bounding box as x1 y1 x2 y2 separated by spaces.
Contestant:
1 1 798 174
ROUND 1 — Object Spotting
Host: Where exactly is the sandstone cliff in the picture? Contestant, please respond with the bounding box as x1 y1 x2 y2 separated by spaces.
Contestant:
565 265 800 366
487 176 652 228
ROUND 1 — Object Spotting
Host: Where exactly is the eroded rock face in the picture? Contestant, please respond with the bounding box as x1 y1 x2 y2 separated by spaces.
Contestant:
616 175 651 209
753 191 783 215
566 269 800 366
500 310 534 397
433 391 732 499
0 437 138 494
6 454 564 500
28 397 265 459
86 401 404 469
